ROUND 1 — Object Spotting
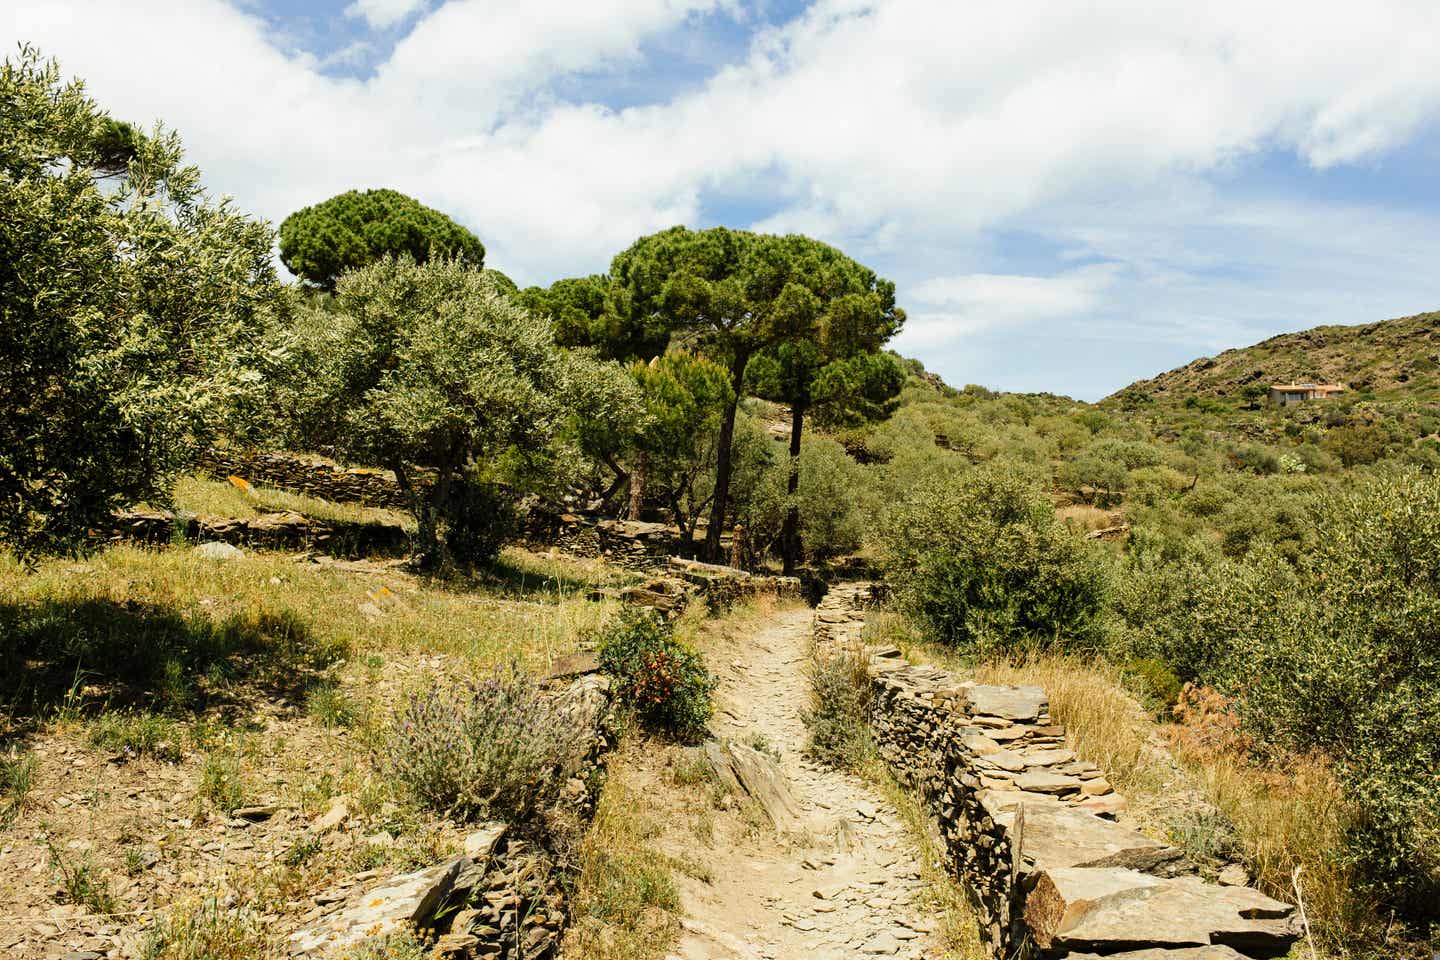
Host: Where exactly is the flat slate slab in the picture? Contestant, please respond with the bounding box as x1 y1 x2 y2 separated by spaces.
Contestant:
1025 867 1299 956
1015 804 1185 877
965 684 1047 721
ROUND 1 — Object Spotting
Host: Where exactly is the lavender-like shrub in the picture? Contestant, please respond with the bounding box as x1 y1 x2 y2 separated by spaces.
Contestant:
387 664 589 824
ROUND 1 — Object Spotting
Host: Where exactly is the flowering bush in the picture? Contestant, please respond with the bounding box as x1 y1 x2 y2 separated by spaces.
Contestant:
597 611 714 743
386 664 589 824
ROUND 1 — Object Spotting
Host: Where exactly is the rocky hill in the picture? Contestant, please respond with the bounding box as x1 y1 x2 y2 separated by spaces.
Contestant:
1110 309 1440 405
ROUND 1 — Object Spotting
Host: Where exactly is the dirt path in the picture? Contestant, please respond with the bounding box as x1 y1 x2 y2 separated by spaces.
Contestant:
665 606 938 960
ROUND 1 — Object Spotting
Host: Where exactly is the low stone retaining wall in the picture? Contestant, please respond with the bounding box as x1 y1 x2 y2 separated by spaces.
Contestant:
288 674 613 959
101 508 412 559
813 583 1302 960
200 449 419 509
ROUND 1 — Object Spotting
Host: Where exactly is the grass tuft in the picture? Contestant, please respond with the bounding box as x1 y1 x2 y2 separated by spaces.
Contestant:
0 747 36 828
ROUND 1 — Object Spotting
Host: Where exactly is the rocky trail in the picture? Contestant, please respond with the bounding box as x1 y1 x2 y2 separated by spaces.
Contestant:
664 606 940 960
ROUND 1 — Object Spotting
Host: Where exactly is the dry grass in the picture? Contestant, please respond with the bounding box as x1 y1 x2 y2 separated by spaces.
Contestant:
562 745 684 960
165 476 415 529
1057 503 1119 534
971 656 1173 796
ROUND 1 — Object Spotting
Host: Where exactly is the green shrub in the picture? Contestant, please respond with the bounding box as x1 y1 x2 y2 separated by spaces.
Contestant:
440 480 517 568
803 643 874 768
386 664 590 824
597 610 715 743
1123 657 1182 712
875 466 1110 654
1059 454 1128 506
1174 470 1440 919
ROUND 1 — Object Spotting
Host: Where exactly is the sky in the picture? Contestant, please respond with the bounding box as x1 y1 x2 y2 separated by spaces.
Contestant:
7 1 1440 400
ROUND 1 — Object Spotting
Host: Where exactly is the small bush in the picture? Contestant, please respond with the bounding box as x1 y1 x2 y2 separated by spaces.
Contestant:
875 466 1111 654
387 664 590 823
441 480 517 568
803 642 874 768
597 611 714 744
1124 657 1182 713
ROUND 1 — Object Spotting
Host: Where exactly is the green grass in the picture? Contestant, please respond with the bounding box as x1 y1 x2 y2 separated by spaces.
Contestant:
304 681 357 729
48 840 117 915
87 711 186 761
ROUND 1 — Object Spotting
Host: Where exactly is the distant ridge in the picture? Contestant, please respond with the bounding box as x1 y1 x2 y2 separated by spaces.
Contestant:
1109 310 1440 404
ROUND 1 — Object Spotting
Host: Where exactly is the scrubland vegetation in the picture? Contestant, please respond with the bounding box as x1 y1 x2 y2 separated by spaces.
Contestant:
4 42 1439 960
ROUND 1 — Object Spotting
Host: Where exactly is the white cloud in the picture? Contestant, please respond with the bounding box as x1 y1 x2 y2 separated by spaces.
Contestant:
5 0 1440 395
902 264 1125 343
345 0 427 30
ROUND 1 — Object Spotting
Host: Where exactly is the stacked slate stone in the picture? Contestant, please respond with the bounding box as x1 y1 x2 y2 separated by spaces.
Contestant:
200 450 419 508
814 583 1304 960
665 557 802 609
101 508 412 558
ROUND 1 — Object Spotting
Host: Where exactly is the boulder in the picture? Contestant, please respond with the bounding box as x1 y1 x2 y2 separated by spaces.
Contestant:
1024 867 1300 957
705 740 803 830
195 541 244 561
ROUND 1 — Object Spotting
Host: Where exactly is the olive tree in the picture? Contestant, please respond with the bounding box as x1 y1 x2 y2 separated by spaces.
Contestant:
611 227 902 561
0 47 284 554
290 256 609 565
279 188 485 289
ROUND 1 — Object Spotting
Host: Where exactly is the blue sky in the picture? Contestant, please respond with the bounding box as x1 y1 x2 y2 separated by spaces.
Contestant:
8 0 1440 399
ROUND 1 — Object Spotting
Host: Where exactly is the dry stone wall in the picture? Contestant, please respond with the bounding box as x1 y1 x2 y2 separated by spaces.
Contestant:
812 583 1303 960
200 449 419 509
101 508 412 559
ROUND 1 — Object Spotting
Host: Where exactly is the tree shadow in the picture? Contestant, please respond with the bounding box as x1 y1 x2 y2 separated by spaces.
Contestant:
0 597 342 731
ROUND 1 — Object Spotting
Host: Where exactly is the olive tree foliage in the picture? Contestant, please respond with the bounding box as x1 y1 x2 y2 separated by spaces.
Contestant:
610 226 902 561
629 352 735 538
1140 470 1440 915
279 188 485 289
285 256 621 566
875 466 1111 654
0 47 285 554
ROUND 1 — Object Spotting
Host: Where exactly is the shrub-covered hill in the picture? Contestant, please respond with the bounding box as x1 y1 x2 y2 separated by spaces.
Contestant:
1109 309 1440 407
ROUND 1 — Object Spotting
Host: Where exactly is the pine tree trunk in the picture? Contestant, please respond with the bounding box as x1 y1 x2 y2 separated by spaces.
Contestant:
780 400 805 575
704 353 749 563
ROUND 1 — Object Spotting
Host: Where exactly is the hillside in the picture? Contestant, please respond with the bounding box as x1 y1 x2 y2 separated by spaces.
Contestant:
1111 309 1440 404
